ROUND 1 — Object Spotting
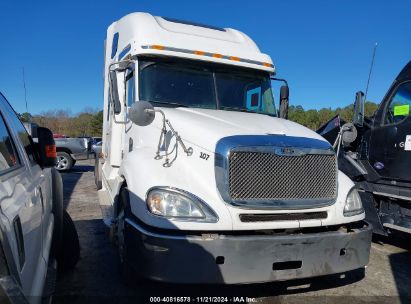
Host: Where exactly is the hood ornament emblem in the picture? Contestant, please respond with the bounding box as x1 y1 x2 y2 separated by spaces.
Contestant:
274 147 305 156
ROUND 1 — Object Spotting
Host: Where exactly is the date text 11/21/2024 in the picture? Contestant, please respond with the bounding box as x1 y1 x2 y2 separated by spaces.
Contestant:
149 297 258 303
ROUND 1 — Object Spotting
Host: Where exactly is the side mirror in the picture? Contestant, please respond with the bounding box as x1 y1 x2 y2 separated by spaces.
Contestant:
341 122 358 146
23 122 39 140
353 91 365 127
279 85 289 119
36 127 57 168
129 101 155 126
110 70 122 114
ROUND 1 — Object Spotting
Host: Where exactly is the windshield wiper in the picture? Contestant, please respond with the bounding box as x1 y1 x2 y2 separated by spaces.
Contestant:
220 106 276 117
149 101 188 108
221 106 259 114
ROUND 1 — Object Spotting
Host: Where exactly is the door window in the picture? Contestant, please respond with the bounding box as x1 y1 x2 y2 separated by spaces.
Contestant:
384 81 411 125
8 116 36 164
126 70 135 107
111 32 119 59
0 113 20 173
0 94 36 164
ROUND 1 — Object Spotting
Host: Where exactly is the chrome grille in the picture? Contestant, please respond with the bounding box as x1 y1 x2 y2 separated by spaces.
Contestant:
229 152 337 201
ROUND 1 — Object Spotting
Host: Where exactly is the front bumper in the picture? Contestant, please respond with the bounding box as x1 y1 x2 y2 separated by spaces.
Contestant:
124 219 372 284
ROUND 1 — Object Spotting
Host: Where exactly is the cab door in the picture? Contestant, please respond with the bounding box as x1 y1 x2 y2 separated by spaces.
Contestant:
368 81 411 182
0 96 46 297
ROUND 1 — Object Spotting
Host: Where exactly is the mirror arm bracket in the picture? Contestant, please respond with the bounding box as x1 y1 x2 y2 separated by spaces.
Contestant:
145 109 193 166
270 77 289 87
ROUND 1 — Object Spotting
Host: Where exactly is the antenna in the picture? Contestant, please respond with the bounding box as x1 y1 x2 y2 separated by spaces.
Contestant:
22 67 28 113
364 43 378 102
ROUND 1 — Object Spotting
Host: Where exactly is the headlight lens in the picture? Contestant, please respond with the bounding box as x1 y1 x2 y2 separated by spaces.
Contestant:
343 188 364 216
146 188 218 222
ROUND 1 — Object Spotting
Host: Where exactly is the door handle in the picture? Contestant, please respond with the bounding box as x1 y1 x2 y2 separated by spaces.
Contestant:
37 187 44 212
13 216 25 269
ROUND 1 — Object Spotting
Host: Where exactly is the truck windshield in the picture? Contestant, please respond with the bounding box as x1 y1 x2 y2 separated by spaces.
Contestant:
139 59 276 116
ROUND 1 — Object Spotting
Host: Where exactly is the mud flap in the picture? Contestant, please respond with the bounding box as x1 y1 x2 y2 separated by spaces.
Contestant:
359 191 387 236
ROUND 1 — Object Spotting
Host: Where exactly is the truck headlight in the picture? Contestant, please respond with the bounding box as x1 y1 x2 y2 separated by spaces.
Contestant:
146 187 218 222
343 188 364 216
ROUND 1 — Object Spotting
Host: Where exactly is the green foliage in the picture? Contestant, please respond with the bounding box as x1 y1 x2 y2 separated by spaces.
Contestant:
29 108 103 137
21 100 379 137
19 112 32 123
288 101 379 130
90 111 103 136
364 101 379 117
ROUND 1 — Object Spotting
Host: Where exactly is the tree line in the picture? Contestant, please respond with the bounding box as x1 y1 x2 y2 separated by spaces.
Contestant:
288 101 379 130
19 109 103 137
18 101 379 137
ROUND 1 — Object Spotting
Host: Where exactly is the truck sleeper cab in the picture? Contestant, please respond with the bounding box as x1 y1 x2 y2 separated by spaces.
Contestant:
97 12 372 284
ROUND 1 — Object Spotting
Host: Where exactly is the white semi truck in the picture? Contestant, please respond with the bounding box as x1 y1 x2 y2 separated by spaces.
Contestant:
97 12 372 284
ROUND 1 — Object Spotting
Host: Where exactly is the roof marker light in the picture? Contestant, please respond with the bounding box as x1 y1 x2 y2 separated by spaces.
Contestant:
141 45 274 69
152 45 165 50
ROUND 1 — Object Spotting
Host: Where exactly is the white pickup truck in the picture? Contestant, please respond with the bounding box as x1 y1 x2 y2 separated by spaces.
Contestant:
96 12 372 284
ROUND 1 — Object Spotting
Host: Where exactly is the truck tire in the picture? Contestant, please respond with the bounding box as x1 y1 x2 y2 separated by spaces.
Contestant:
50 168 64 259
56 151 74 172
116 188 139 284
57 210 80 273
94 157 102 190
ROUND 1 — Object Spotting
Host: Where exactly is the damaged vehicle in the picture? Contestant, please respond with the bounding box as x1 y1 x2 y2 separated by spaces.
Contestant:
96 12 372 284
318 61 411 236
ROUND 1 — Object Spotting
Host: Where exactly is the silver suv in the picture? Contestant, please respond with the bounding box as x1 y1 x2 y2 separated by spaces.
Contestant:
0 93 79 303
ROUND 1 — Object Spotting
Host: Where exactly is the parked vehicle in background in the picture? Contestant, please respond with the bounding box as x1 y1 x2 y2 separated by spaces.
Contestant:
53 133 67 138
96 12 372 284
54 137 90 171
318 61 411 236
0 92 79 303
92 137 102 143
92 140 102 155
24 125 94 172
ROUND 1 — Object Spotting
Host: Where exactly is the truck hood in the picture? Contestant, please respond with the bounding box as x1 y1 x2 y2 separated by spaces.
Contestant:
154 107 329 152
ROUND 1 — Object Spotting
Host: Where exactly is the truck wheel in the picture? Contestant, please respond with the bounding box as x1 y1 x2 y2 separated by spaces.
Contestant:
50 168 64 259
94 158 102 190
116 188 137 283
57 210 80 273
56 152 73 171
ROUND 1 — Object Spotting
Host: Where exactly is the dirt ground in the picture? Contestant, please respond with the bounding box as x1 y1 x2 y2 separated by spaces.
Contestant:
53 160 411 304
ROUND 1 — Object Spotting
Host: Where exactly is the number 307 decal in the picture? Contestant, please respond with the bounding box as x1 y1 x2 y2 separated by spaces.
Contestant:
200 152 210 160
